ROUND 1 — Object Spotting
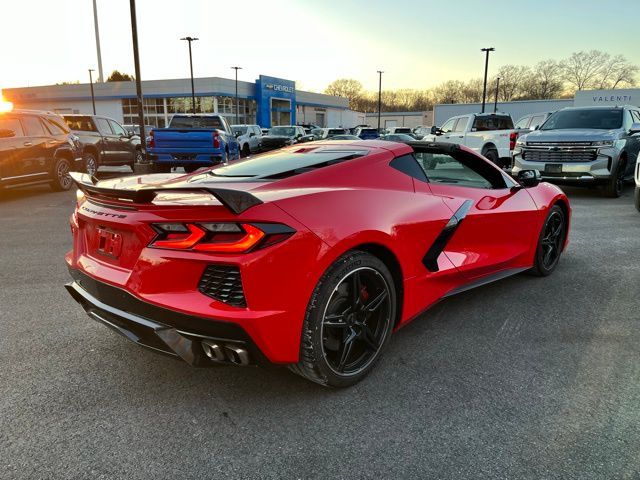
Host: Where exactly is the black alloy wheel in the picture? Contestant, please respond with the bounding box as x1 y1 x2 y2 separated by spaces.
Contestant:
290 251 396 387
530 205 565 276
84 153 98 176
51 157 73 191
604 160 626 198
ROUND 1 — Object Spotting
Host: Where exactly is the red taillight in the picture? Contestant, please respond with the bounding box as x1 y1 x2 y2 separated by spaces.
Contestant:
149 223 290 253
509 132 517 151
212 131 220 149
148 130 155 148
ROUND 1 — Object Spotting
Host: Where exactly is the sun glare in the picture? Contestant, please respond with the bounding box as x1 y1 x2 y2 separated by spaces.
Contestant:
0 98 13 113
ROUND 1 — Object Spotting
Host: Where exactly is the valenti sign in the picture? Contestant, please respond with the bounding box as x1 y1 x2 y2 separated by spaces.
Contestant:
574 88 639 107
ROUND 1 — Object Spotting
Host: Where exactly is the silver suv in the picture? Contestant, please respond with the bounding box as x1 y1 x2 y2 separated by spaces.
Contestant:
512 106 640 197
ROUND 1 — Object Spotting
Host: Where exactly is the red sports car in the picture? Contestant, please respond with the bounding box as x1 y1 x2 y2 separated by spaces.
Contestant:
65 141 570 387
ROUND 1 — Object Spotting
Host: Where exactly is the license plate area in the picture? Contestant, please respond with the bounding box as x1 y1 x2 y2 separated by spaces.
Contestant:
545 163 563 173
97 228 123 258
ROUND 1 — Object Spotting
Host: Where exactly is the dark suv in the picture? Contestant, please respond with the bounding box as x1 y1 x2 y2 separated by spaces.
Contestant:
0 109 82 191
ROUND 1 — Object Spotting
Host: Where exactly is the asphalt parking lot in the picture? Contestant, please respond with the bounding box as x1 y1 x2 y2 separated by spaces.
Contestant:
1 178 639 480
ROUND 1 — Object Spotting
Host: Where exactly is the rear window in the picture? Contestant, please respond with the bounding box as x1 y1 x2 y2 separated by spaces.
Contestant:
204 147 368 179
472 115 514 131
541 109 623 130
360 128 378 134
170 116 224 129
394 128 412 133
232 126 248 135
328 129 345 135
63 116 97 132
269 126 296 136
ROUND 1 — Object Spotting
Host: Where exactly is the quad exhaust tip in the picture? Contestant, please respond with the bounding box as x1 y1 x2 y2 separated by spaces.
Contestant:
202 340 250 366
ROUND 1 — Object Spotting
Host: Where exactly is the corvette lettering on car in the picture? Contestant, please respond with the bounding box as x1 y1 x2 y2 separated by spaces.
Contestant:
65 140 570 387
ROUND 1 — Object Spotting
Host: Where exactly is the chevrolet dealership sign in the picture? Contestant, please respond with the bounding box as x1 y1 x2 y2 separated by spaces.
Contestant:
574 88 639 107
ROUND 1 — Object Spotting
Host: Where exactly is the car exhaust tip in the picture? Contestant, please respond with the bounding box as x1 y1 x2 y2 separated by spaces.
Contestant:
202 341 250 366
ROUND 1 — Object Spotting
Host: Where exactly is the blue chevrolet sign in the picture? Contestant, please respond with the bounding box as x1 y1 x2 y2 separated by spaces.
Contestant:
255 75 296 128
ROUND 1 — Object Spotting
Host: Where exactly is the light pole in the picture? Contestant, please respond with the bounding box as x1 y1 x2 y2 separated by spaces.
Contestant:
130 0 147 163
480 47 495 113
493 77 500 113
377 70 383 131
88 69 96 115
92 0 104 82
231 66 242 125
180 36 199 114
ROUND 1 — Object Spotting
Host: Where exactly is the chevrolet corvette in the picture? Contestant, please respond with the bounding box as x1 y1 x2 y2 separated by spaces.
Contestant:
65 140 570 387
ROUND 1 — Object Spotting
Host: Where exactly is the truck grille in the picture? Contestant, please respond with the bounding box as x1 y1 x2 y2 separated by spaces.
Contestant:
522 148 597 163
198 265 246 308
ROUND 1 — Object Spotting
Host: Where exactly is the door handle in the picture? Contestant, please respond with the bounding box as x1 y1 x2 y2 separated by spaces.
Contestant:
457 135 464 138
23 141 33 146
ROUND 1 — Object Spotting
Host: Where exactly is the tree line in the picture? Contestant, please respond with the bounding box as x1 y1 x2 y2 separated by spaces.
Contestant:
325 50 638 112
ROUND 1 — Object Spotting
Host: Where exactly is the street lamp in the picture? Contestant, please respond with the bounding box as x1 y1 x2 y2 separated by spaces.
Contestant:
88 69 96 115
494 77 500 113
130 0 147 163
377 70 384 131
231 66 242 125
180 36 199 114
480 47 495 113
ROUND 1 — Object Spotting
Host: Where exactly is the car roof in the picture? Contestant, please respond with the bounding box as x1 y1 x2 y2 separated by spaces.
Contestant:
559 105 633 110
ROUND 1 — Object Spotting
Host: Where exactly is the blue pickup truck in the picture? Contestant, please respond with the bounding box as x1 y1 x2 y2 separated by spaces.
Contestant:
148 114 240 173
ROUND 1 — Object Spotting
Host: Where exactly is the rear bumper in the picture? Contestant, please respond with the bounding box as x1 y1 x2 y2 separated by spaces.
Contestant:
66 269 268 367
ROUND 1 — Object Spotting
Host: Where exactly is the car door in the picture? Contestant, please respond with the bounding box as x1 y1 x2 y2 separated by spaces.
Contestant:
93 117 117 165
412 146 540 280
108 119 134 164
249 126 261 151
0 115 26 183
626 110 640 175
437 118 458 142
19 115 50 177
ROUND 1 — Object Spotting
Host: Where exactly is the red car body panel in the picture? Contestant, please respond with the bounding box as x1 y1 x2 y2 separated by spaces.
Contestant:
65 140 570 364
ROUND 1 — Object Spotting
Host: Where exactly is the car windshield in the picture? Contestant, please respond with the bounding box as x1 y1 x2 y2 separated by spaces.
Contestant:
232 126 248 135
269 127 295 136
541 109 623 130
63 116 97 132
360 129 378 134
394 128 411 133
170 116 223 129
386 134 414 141
202 148 368 178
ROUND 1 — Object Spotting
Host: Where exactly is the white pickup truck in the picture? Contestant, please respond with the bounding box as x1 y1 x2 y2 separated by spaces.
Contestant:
425 113 521 168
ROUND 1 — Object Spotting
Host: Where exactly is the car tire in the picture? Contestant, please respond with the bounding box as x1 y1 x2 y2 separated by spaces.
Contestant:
603 159 625 198
133 149 144 170
529 204 566 277
241 144 250 158
289 250 397 387
634 186 640 212
50 157 73 191
84 152 98 176
153 164 171 173
484 148 499 165
183 165 200 173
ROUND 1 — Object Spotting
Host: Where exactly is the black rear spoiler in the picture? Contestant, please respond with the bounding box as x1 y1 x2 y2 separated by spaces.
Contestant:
69 172 263 214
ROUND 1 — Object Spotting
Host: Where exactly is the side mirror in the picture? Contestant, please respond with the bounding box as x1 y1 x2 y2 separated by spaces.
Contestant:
234 131 241 138
430 126 441 135
516 169 541 188
249 132 255 137
629 122 640 135
0 128 15 138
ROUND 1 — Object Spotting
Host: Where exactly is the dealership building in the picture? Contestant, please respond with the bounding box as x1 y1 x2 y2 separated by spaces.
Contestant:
2 75 360 129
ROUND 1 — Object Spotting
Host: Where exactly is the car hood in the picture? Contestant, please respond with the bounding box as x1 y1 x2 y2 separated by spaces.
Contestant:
523 129 621 143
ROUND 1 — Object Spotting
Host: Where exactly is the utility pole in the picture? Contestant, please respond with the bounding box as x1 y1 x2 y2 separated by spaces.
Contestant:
92 0 104 82
494 77 500 113
377 70 384 131
130 0 147 163
480 47 495 113
180 37 199 114
231 66 242 124
88 69 96 114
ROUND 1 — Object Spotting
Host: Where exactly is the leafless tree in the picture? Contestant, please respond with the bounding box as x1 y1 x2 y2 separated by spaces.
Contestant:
521 60 564 99
596 54 638 89
496 65 530 101
561 50 609 90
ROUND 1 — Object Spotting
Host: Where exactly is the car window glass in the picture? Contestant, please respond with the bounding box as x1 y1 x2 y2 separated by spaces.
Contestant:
632 111 640 123
529 115 546 129
473 115 514 131
46 117 69 135
109 120 127 136
454 117 468 132
440 118 456 133
0 117 24 137
95 118 113 135
514 116 530 129
22 116 47 136
413 149 506 189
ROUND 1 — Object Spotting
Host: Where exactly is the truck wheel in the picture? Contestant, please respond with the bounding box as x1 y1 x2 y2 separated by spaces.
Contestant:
634 186 640 212
183 165 200 173
484 149 499 165
241 144 250 158
133 149 144 170
153 164 171 173
603 160 625 198
50 157 73 191
84 152 98 176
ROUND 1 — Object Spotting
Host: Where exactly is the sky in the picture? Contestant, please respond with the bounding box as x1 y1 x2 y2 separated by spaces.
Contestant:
1 0 639 93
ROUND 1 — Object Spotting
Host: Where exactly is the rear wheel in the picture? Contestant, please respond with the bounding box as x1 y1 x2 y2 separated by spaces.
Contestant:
484 148 499 165
241 144 250 158
84 152 98 176
529 205 566 276
290 251 396 387
50 157 73 191
183 165 200 173
133 149 144 170
603 159 625 198
153 164 171 173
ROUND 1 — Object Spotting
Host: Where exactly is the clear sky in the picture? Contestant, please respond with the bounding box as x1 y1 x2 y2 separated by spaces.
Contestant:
1 0 639 92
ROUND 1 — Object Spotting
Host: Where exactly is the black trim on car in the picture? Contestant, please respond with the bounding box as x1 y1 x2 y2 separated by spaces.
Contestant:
422 200 473 272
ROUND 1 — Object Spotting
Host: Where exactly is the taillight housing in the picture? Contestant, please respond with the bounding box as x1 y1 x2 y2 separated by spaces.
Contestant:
148 130 155 148
149 222 294 253
509 132 518 151
212 131 220 149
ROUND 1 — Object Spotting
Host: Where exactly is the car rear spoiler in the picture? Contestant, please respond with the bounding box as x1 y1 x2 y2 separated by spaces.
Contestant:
69 172 263 214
